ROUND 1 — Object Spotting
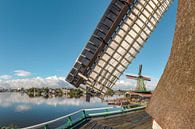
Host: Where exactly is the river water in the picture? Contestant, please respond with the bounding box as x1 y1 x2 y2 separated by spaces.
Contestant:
0 92 110 128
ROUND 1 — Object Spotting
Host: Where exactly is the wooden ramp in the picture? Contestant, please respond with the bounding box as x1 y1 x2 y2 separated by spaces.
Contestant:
78 110 152 129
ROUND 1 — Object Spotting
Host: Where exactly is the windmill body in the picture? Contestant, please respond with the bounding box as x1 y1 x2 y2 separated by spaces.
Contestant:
126 65 151 92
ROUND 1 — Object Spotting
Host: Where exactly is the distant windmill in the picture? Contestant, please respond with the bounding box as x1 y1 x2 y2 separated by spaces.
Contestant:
126 65 151 92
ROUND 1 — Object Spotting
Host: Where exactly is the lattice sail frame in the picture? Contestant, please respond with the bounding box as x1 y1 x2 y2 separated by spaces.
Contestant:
66 0 172 97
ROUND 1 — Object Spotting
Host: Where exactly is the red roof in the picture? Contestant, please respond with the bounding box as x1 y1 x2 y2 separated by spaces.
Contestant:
127 91 152 98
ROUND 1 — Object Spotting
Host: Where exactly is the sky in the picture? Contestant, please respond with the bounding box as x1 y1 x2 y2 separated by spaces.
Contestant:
0 0 178 89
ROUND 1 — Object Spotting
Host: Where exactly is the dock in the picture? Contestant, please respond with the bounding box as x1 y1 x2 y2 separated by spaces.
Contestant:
20 106 152 129
78 110 152 129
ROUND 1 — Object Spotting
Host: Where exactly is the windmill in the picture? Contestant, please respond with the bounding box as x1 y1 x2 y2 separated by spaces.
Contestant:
126 65 151 92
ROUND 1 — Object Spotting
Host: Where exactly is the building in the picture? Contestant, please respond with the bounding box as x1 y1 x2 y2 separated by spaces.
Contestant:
147 0 195 128
126 91 152 103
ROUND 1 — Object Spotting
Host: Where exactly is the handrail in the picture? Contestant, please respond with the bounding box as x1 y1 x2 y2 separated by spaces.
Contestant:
21 109 83 129
21 107 114 129
84 106 114 111
21 106 145 129
87 106 145 117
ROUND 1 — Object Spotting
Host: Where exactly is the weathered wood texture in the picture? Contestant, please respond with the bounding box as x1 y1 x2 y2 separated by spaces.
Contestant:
79 110 152 129
147 0 195 129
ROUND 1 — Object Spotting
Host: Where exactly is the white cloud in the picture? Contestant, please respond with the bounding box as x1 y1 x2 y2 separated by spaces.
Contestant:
14 70 32 77
145 78 159 90
0 75 12 80
114 78 137 90
0 76 72 89
0 74 159 91
114 77 159 91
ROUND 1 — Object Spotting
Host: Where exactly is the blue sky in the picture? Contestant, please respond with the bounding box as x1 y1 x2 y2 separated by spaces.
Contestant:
0 0 178 81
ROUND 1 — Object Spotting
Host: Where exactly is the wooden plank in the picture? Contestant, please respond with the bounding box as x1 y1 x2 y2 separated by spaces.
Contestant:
79 110 152 129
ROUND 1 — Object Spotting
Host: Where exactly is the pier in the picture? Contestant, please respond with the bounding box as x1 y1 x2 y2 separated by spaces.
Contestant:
79 110 152 129
19 106 151 129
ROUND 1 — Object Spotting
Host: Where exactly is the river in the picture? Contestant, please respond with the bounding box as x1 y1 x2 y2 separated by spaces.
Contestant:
0 92 110 128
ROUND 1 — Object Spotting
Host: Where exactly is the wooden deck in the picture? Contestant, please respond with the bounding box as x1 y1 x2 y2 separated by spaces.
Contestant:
78 110 152 129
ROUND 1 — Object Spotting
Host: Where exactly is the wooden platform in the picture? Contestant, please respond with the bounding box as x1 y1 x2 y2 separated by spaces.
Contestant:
78 110 152 129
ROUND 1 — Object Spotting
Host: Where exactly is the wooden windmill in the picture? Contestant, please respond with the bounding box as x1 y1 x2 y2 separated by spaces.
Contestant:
126 65 151 92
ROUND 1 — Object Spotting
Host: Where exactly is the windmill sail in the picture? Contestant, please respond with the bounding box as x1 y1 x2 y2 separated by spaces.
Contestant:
138 64 142 76
142 76 151 81
66 0 173 97
126 75 138 80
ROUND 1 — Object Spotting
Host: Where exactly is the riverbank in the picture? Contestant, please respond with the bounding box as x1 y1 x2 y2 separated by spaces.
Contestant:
0 87 84 98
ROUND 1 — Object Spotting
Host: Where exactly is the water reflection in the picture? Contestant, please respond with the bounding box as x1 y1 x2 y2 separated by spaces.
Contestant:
15 105 32 112
0 92 108 127
0 92 104 108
